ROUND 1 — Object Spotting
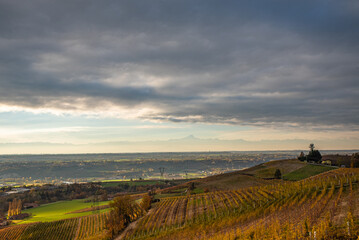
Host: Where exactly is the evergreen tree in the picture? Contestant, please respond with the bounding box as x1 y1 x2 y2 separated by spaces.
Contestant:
351 153 359 168
274 169 282 179
188 182 195 191
306 143 322 163
298 152 306 161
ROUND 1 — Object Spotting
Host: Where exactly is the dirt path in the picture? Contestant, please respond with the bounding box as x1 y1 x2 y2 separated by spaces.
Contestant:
114 209 154 240
73 217 82 240
333 183 359 224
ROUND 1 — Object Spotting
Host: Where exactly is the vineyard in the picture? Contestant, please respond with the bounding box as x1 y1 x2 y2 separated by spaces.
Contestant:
0 212 109 240
123 168 359 239
1 168 359 239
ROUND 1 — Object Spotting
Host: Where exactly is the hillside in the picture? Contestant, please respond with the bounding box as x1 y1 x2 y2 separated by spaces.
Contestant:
0 212 110 240
240 158 306 177
283 164 336 181
122 168 359 240
1 159 357 240
160 159 333 193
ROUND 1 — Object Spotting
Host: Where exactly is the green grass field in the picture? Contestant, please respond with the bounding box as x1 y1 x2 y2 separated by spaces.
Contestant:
283 164 336 181
18 199 110 224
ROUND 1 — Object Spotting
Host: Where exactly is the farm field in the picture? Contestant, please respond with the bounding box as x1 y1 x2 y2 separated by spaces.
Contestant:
283 164 337 181
19 199 110 223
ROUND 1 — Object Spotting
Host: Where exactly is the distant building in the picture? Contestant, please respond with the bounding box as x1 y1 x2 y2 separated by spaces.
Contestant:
5 187 30 195
8 213 30 220
321 160 332 165
0 220 9 227
24 203 39 209
321 155 352 168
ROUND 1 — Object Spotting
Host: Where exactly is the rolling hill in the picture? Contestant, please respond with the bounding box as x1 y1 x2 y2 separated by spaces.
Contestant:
1 159 357 240
159 159 335 194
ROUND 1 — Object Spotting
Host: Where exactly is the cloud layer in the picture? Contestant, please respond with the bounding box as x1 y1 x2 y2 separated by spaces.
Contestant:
1 0 358 130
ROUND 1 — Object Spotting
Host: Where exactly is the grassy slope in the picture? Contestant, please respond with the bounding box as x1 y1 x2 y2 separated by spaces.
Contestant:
194 159 309 191
18 199 109 223
158 159 337 195
283 164 337 180
193 173 277 191
159 171 279 194
241 159 306 178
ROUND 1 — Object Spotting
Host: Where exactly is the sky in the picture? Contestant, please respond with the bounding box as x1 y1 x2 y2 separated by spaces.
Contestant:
0 0 358 153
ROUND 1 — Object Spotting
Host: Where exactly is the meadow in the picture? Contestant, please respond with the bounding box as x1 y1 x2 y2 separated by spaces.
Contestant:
283 164 336 181
19 199 110 223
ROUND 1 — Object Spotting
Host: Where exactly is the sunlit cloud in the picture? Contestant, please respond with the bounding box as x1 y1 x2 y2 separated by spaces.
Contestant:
0 0 358 152
0 104 161 120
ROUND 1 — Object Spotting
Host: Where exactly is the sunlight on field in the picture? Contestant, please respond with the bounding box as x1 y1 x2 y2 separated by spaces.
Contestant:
19 199 110 223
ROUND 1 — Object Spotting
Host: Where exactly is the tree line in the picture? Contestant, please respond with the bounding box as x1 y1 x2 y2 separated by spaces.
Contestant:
7 198 22 217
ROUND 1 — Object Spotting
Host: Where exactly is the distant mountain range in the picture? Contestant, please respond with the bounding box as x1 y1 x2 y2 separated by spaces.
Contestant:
0 135 358 154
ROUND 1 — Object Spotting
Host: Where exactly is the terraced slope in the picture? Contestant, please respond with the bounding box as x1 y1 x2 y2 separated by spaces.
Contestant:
161 159 330 193
0 212 109 240
125 168 359 240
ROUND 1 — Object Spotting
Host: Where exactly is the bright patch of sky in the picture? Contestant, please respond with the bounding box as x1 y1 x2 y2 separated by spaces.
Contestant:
0 111 250 144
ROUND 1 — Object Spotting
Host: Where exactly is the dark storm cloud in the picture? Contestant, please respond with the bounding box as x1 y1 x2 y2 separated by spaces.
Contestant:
0 0 358 128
